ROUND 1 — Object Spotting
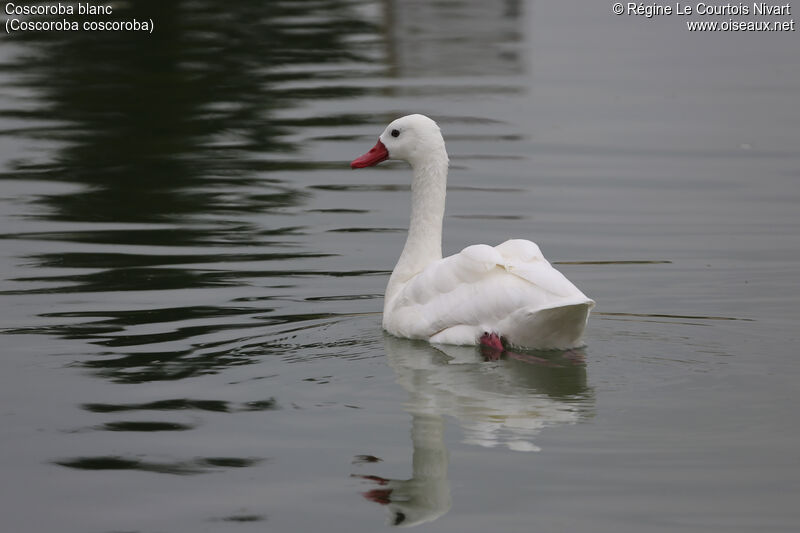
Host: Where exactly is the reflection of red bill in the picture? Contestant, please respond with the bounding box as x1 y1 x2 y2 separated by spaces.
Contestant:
351 139 389 168
363 488 393 505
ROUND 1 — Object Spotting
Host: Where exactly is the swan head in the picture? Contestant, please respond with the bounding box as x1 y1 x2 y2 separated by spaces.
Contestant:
351 114 447 169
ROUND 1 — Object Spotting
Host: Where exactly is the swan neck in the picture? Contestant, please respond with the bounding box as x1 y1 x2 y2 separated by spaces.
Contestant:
385 150 448 302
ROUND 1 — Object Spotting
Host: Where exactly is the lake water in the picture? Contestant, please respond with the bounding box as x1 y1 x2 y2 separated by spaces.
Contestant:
1 1 798 532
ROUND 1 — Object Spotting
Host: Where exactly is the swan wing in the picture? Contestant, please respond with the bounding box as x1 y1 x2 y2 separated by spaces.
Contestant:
494 239 589 299
384 239 593 346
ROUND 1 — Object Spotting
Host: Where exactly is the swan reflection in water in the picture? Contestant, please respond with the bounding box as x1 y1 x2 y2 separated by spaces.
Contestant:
356 334 594 527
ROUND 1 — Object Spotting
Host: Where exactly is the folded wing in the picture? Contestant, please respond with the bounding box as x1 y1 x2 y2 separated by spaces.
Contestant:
384 239 593 347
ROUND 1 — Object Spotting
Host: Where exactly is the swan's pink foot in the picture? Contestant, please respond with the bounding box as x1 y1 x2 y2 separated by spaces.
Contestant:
479 332 505 361
480 332 504 351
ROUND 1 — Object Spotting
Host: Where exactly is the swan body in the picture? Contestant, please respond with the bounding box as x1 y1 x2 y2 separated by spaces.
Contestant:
351 114 593 350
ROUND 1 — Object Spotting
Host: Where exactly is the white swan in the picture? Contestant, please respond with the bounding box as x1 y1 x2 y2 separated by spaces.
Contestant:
351 114 593 350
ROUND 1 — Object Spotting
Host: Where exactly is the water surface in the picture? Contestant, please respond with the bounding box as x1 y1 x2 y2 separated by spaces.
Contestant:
1 1 798 532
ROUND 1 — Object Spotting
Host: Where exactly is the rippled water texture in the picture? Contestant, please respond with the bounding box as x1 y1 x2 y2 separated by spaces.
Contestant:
1 1 798 532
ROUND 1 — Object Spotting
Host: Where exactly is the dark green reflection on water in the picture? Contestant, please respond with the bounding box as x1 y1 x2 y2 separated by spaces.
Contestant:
0 3 386 484
2 0 374 223
0 0 381 295
55 455 263 475
0 1 383 385
82 397 278 413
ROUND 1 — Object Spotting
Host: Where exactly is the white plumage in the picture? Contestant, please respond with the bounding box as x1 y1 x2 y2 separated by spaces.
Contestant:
351 114 593 350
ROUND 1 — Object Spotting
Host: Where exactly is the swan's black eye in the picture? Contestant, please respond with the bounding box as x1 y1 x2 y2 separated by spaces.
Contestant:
391 129 400 138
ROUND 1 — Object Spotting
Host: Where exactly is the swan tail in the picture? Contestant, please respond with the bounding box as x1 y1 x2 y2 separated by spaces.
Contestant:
501 300 594 350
